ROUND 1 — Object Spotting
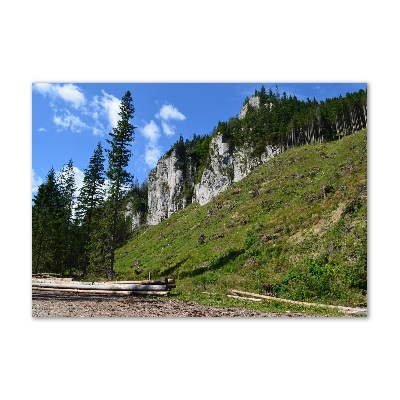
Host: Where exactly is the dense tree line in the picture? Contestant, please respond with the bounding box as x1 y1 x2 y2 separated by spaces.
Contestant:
218 85 367 157
32 91 142 279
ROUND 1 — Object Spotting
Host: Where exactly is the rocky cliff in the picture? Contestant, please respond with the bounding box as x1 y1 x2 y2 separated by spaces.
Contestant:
146 150 193 225
146 140 280 224
192 133 280 205
144 95 282 225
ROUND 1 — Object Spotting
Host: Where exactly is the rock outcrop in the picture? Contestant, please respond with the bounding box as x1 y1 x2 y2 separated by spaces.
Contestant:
146 150 191 225
142 94 281 225
238 95 261 119
144 132 281 224
193 133 280 205
192 134 232 206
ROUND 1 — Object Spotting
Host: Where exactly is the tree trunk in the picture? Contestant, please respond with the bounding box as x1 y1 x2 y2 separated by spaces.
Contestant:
33 226 45 274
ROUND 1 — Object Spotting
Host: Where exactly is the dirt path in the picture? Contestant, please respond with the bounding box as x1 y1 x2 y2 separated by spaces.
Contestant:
32 290 313 317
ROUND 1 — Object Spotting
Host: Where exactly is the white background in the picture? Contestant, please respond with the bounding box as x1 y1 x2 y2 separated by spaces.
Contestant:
1 1 398 399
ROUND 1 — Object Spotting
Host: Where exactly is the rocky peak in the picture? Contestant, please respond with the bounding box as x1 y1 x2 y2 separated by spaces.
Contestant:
239 95 273 119
239 95 260 119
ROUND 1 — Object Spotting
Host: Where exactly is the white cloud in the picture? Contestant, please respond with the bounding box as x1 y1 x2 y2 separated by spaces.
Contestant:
91 95 101 112
145 144 162 168
38 127 46 132
156 104 186 121
141 120 161 143
32 169 43 194
57 84 86 108
33 85 124 137
139 120 162 167
92 127 103 136
80 102 106 136
73 166 85 195
33 83 85 109
154 103 185 139
161 121 175 136
33 83 53 95
53 109 89 132
100 90 121 129
70 167 85 217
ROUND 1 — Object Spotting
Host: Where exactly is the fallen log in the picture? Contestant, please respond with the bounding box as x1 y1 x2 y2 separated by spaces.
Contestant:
32 287 134 295
109 280 176 287
32 281 169 291
33 278 176 285
131 291 169 296
166 284 176 288
32 287 170 296
32 280 175 290
32 278 74 284
227 295 261 302
107 279 174 285
33 279 130 286
230 290 367 314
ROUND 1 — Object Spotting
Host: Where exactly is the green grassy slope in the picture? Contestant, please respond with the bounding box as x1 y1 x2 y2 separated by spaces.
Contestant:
114 129 367 313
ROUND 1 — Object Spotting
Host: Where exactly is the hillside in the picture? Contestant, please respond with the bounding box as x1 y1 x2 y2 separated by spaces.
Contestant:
114 129 367 312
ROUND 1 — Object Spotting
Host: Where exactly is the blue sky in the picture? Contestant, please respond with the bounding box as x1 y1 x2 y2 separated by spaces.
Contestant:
32 82 367 195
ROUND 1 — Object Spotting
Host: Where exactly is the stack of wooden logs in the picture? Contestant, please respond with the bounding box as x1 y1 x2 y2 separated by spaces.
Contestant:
32 275 176 296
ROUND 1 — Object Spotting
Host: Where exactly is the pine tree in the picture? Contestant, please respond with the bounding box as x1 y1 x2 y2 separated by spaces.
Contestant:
32 167 64 274
174 134 186 174
105 90 135 278
76 142 106 276
57 159 77 275
275 85 281 103
259 85 267 104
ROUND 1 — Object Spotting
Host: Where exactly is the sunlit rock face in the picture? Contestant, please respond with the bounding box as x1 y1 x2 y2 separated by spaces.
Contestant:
193 133 280 206
146 150 189 226
146 95 281 224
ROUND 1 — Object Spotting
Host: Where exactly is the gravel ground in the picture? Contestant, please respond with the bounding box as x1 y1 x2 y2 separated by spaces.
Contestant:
32 289 312 317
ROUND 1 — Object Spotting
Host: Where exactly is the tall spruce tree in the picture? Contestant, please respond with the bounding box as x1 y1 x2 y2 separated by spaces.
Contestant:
105 90 135 278
76 142 106 276
57 159 77 275
32 167 64 274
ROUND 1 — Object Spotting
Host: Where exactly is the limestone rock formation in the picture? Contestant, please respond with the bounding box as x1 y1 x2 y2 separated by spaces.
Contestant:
136 94 281 226
193 133 280 205
146 150 189 225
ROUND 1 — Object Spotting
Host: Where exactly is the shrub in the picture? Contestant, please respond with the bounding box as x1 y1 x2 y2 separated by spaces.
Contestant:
274 258 346 303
